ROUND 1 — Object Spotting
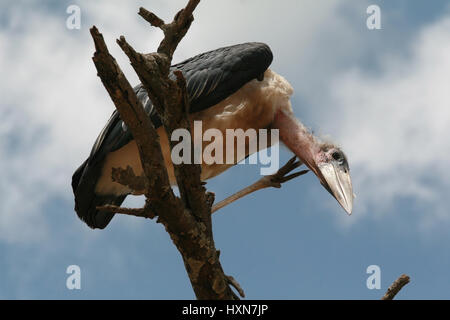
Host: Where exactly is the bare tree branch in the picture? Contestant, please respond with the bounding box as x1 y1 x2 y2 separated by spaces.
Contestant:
110 166 148 194
226 275 246 298
138 0 200 59
116 35 210 224
381 274 410 300
90 27 174 201
89 0 238 300
97 204 155 219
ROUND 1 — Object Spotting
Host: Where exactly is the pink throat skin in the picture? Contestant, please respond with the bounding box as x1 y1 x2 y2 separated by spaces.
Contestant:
272 109 321 175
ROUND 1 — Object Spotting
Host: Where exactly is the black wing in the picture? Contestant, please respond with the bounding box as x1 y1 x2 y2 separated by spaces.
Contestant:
174 42 273 113
102 42 272 156
72 42 273 229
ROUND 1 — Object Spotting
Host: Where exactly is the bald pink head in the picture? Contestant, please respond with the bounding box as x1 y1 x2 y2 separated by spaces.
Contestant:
272 109 353 214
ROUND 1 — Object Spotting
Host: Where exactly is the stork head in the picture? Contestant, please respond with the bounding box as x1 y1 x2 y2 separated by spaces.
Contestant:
306 144 353 215
274 109 353 214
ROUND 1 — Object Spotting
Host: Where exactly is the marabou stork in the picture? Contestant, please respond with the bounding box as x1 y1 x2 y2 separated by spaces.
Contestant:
72 43 353 229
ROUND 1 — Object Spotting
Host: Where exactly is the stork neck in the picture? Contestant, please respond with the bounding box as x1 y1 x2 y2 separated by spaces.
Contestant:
273 109 318 171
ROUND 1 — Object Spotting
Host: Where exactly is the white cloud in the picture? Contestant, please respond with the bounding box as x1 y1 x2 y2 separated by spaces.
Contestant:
3 0 448 241
322 16 450 229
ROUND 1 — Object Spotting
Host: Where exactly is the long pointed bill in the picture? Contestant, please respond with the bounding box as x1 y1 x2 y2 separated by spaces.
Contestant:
318 163 353 215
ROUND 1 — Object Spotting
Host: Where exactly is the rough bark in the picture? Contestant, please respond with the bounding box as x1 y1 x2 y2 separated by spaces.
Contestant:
90 0 236 300
381 274 410 300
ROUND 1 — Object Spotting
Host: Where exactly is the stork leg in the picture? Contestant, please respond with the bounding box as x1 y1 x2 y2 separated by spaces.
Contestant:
211 156 309 214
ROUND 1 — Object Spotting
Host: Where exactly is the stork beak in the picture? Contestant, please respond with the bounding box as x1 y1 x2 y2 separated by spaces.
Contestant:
318 163 353 215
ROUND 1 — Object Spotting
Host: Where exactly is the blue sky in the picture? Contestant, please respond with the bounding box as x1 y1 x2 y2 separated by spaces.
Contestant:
1 0 450 299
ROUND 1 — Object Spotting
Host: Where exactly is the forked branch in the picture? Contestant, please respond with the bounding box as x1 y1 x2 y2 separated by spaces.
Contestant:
90 0 237 300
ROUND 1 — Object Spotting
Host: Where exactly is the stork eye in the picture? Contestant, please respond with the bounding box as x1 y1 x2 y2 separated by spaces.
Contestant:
332 151 342 161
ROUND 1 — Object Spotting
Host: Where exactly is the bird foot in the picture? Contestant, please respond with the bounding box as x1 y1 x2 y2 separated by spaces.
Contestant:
263 156 309 189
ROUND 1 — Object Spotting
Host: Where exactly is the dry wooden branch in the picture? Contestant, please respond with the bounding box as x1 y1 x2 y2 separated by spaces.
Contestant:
381 274 410 300
116 36 210 226
111 166 147 194
89 0 237 300
138 0 200 59
226 275 245 299
97 204 155 219
90 27 174 202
